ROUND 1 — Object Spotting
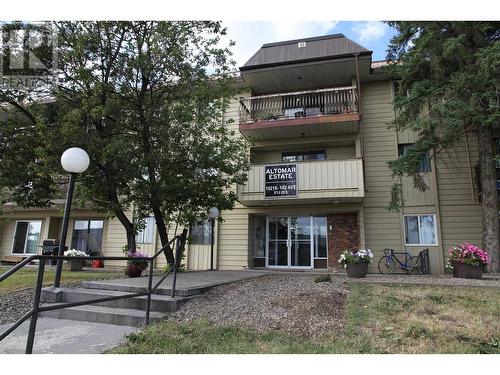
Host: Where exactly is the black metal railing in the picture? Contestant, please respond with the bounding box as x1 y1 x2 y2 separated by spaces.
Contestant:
239 86 358 123
0 229 187 354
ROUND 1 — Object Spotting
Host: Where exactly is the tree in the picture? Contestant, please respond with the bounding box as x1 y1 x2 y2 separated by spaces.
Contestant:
0 21 248 263
385 22 500 272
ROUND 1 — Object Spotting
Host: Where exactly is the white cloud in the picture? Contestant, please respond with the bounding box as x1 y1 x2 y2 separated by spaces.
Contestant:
223 21 339 67
352 21 388 44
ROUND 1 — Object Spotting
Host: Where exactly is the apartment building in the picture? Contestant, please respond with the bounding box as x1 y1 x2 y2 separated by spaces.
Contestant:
0 34 484 274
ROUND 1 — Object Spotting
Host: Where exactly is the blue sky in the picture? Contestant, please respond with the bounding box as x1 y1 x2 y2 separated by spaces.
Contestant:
224 21 398 67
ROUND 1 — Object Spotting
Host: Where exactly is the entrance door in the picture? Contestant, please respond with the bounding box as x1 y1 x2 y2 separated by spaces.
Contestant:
266 216 313 269
267 217 289 266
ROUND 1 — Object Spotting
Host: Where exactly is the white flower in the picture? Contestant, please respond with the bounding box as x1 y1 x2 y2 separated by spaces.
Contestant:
64 249 88 257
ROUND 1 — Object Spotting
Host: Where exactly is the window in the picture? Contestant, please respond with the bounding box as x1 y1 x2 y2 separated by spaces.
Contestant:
398 143 431 173
404 215 437 245
71 220 104 254
190 221 212 245
282 150 326 162
135 216 155 244
313 216 327 258
12 221 42 254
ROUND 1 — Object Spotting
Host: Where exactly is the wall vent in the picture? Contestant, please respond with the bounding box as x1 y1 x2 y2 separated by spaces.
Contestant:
298 41 306 48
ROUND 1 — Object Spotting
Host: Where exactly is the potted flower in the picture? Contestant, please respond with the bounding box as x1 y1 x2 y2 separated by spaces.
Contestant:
63 249 88 271
448 242 489 279
338 249 373 278
126 251 148 278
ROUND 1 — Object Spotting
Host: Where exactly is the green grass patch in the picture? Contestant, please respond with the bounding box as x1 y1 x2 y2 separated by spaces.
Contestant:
111 283 500 354
0 266 123 293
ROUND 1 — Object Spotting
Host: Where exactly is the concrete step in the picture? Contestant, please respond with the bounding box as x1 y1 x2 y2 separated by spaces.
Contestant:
40 304 164 327
59 287 187 312
81 280 209 296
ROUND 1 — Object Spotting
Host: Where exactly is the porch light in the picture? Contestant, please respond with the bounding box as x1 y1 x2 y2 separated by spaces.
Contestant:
53 147 90 287
208 207 220 270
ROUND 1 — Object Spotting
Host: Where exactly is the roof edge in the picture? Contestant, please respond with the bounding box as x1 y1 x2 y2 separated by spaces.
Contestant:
261 33 345 48
240 50 373 72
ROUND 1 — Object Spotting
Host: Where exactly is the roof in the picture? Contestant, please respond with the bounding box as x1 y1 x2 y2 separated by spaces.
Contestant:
241 33 372 71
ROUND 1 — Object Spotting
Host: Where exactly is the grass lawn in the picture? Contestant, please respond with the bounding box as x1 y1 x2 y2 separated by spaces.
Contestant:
0 266 123 293
110 283 500 354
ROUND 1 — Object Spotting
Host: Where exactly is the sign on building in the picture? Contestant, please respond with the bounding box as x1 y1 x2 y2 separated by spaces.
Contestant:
264 164 298 198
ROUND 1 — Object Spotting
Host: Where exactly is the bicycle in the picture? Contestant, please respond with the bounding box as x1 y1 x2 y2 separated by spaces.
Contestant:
377 248 421 274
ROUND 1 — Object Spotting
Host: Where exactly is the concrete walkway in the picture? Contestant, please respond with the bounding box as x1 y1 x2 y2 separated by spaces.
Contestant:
82 270 267 296
0 317 136 354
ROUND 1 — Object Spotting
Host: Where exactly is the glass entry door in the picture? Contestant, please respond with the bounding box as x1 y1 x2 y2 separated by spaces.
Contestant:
266 216 313 269
267 217 289 266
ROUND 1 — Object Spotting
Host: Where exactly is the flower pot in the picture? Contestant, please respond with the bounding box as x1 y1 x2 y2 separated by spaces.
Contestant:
62 260 83 272
91 260 104 269
346 262 369 278
126 263 144 278
452 261 482 279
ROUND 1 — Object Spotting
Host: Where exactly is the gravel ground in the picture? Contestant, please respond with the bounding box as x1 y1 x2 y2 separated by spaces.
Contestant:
0 281 86 326
170 274 349 339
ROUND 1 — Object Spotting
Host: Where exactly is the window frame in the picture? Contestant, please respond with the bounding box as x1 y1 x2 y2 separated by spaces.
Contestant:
70 219 104 254
398 143 431 173
190 221 212 245
11 220 43 255
282 150 326 162
403 214 438 246
135 216 155 244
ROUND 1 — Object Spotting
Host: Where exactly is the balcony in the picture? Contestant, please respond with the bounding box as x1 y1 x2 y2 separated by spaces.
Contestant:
237 158 364 206
238 86 359 141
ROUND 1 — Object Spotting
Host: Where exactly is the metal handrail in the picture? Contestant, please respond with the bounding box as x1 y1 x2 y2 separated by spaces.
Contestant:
0 229 188 354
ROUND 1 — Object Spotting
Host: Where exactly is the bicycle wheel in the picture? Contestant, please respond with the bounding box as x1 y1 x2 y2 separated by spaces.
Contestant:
378 256 396 274
404 257 417 274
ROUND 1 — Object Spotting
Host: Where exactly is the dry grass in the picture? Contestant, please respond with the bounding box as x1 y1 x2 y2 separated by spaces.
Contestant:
347 284 500 353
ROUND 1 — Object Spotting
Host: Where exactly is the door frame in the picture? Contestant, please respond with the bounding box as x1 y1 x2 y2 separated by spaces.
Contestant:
265 215 314 270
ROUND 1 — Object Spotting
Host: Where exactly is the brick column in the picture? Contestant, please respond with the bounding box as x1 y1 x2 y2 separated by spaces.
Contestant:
327 212 359 268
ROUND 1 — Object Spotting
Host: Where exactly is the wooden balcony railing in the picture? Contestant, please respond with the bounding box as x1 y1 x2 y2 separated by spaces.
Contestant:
239 86 358 124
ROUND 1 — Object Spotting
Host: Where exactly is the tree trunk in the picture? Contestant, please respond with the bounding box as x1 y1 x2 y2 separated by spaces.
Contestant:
152 207 175 265
478 125 499 272
114 209 137 253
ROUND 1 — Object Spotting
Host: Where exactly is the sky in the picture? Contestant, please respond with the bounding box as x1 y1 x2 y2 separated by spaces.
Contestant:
223 21 398 68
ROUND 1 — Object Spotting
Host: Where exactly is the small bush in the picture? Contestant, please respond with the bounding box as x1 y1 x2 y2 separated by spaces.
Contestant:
314 275 332 283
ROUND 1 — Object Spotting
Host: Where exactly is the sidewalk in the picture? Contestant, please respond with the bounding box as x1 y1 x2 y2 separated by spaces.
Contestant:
0 317 136 354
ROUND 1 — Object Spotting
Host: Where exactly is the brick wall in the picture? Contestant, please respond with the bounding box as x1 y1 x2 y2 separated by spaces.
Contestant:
327 213 359 268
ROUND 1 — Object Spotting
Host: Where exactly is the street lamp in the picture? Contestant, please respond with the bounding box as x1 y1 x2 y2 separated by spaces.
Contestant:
53 147 90 287
208 207 219 271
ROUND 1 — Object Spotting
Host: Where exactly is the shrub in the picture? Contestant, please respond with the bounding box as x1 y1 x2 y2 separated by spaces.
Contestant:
314 275 332 283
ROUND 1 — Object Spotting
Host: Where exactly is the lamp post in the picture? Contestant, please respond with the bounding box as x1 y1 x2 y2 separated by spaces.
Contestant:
208 207 219 271
53 147 90 288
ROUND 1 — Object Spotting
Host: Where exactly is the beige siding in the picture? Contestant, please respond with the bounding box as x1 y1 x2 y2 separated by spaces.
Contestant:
436 134 482 254
239 159 364 202
361 80 403 270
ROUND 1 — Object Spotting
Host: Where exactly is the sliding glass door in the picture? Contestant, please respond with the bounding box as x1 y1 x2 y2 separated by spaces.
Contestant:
12 221 42 255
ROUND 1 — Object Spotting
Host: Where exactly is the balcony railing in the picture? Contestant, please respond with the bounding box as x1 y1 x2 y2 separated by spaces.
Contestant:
239 86 358 124
238 158 364 205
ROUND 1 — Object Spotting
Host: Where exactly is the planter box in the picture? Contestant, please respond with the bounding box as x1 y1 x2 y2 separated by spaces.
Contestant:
452 261 483 279
62 260 83 272
346 262 368 278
